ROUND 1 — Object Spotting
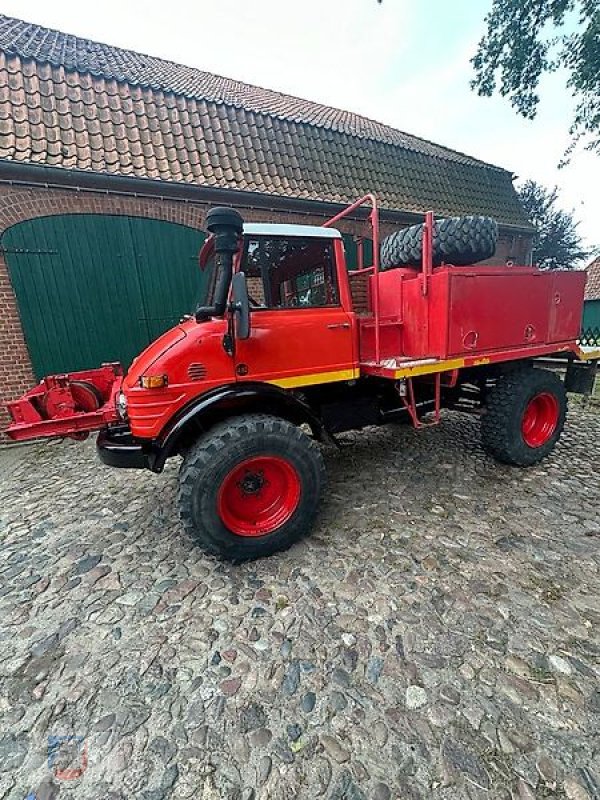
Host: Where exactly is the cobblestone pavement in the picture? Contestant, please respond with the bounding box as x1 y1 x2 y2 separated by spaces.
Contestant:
1 408 599 800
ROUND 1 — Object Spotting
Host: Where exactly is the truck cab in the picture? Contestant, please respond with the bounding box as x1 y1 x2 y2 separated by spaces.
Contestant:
231 223 356 389
114 220 358 449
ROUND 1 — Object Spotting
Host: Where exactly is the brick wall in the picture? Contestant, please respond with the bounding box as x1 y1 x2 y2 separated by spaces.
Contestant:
0 181 532 438
481 231 532 266
247 277 266 305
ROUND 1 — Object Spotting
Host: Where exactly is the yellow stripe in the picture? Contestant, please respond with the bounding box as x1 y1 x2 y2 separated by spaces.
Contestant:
577 346 600 361
393 357 466 379
268 368 360 390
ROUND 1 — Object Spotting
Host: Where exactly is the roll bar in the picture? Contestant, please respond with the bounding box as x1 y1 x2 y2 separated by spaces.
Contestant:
323 194 382 364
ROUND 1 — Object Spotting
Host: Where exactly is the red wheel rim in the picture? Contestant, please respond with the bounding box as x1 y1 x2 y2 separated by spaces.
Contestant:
521 392 559 447
217 455 301 537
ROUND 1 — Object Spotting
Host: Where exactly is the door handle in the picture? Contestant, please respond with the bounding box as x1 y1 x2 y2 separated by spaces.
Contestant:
327 323 351 330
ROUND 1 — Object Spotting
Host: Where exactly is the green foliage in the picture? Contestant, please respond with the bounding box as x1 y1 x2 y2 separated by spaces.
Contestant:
471 0 599 159
518 180 590 269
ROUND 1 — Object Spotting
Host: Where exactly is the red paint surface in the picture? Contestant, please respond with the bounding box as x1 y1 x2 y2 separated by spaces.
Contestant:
521 392 560 447
5 364 122 440
360 265 586 364
217 455 301 536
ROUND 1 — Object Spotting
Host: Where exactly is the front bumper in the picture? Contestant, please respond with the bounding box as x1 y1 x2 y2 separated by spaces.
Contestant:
97 425 148 469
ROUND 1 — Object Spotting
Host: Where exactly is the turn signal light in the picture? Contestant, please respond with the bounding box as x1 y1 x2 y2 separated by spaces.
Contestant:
140 374 168 389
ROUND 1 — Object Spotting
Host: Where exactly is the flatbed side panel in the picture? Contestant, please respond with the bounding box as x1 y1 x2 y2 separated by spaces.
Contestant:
360 267 586 367
447 273 552 356
549 271 587 343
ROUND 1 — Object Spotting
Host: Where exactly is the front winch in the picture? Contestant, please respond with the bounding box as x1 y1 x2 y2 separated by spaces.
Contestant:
6 363 123 441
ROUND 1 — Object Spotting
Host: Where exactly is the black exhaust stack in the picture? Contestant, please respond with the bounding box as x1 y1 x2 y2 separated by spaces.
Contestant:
196 207 244 321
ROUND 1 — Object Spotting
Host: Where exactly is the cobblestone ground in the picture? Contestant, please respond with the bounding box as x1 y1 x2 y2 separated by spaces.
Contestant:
0 408 599 800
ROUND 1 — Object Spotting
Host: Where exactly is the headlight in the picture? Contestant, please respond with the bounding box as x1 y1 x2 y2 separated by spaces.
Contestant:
116 392 128 420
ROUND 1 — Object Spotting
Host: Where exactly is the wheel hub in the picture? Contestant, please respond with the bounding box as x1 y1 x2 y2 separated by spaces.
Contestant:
521 392 559 448
237 470 268 495
218 455 301 537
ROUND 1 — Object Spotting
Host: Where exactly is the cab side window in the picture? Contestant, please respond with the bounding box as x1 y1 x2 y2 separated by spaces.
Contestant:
243 236 339 309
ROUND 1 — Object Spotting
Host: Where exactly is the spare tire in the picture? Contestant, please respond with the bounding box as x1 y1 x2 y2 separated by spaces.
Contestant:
380 215 498 270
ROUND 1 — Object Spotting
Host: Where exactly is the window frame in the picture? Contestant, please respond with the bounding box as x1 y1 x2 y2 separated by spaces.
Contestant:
239 234 342 311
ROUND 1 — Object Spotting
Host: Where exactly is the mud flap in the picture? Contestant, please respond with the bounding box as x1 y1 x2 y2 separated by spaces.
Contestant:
565 359 598 396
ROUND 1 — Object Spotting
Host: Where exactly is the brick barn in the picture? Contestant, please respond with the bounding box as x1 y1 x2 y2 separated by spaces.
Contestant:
0 14 534 430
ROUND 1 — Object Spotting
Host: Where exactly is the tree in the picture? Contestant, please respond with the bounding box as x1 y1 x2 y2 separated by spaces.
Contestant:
518 180 590 269
471 1 599 159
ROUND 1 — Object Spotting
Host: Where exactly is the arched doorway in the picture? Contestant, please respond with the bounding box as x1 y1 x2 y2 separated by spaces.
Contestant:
2 214 206 378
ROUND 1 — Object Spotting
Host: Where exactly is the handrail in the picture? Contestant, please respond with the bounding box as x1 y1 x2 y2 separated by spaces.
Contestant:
323 194 381 364
421 211 434 296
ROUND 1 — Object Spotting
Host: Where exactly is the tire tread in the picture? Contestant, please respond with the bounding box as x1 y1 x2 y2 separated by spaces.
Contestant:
178 414 326 561
481 368 567 466
381 215 498 270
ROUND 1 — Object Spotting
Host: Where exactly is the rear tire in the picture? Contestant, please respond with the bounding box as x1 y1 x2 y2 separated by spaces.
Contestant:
481 368 567 466
178 414 326 562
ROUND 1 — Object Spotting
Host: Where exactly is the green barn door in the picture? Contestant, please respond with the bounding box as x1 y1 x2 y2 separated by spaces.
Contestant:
342 234 373 271
2 215 206 378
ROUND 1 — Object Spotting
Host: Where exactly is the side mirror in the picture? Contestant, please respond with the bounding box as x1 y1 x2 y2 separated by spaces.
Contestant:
232 272 251 340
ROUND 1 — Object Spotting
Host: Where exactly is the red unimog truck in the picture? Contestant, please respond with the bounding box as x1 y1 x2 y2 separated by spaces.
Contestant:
6 195 598 561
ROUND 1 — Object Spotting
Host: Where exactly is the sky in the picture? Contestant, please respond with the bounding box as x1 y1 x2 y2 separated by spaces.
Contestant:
2 0 598 251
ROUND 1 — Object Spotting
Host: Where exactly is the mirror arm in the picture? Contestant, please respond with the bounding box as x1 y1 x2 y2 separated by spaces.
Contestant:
231 271 251 340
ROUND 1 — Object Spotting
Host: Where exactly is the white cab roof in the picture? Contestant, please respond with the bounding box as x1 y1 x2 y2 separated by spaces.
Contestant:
243 223 342 239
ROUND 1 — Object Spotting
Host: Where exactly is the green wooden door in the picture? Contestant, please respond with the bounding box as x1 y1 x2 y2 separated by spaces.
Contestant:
342 234 373 271
583 300 600 330
2 215 206 378
582 300 600 346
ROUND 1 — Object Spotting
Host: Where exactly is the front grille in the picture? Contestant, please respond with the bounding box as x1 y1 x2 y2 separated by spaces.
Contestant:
187 363 207 381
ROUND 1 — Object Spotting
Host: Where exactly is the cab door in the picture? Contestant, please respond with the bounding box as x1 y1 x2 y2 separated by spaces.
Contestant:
234 234 357 389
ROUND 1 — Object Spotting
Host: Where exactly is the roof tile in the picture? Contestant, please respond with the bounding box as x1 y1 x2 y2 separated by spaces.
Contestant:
0 14 532 228
585 258 600 301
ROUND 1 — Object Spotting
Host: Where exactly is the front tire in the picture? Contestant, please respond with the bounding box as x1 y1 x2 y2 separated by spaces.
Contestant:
481 367 567 466
178 414 326 562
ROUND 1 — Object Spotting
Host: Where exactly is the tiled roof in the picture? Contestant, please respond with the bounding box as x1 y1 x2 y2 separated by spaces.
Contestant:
585 257 600 301
0 14 533 229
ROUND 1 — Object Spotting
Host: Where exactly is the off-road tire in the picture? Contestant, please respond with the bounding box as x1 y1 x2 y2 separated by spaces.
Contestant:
481 368 567 466
178 414 326 562
380 215 498 269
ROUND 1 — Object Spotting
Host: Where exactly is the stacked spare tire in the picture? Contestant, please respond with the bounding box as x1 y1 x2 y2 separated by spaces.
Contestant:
380 215 498 270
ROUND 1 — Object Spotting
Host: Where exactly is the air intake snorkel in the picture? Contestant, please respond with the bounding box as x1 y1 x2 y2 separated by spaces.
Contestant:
196 207 244 322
